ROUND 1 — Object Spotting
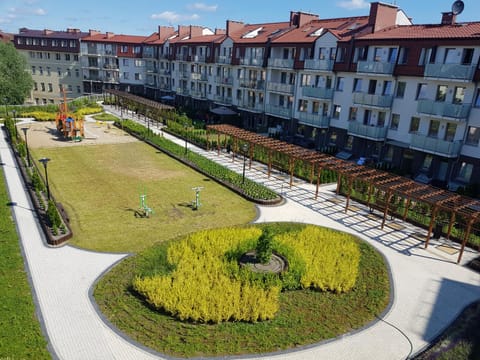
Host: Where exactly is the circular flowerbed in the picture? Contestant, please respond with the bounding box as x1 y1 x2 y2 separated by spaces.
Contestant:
94 223 390 357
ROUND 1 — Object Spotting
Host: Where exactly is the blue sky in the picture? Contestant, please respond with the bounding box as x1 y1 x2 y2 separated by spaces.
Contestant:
1 0 479 36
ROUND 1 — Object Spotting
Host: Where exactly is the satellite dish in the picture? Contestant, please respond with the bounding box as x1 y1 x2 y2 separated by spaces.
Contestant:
452 0 465 15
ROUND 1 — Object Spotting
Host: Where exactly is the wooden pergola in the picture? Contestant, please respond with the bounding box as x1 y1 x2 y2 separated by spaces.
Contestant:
207 124 480 263
105 89 175 118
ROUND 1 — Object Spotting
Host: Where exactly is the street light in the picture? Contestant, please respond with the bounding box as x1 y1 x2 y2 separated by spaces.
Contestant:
241 143 249 184
21 127 31 167
39 157 51 200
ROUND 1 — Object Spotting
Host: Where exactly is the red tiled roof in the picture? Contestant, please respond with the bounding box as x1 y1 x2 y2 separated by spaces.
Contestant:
229 21 292 43
82 33 148 44
173 33 227 45
358 22 480 40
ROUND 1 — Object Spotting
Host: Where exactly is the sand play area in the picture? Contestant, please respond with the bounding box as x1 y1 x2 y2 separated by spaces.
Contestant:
20 118 138 149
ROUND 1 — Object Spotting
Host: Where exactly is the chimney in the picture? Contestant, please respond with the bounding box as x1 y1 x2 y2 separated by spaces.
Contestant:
106 32 114 39
88 29 101 36
215 28 226 35
178 25 190 39
67 28 80 33
226 20 244 37
441 12 457 25
189 25 204 38
368 2 398 32
43 29 54 35
158 26 175 40
290 11 319 28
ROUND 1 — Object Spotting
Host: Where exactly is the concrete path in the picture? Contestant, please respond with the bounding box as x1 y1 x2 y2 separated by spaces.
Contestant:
2 112 480 360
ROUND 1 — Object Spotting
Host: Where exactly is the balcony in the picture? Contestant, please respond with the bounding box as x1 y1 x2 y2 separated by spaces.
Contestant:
159 83 171 91
239 79 265 90
410 134 462 158
191 91 207 99
215 76 234 85
216 56 232 64
176 88 190 96
348 122 387 141
267 58 294 69
304 59 334 71
357 61 395 75
353 93 393 108
240 57 263 66
302 86 334 100
267 82 294 94
265 104 293 118
103 63 118 70
238 102 264 112
424 63 476 81
180 71 190 79
192 55 206 63
298 113 330 128
214 95 233 105
145 64 157 73
417 100 471 121
191 73 208 81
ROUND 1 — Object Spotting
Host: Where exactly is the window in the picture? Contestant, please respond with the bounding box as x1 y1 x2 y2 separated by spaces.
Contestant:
329 131 337 145
298 99 308 112
453 86 465 104
336 47 346 62
363 109 372 125
312 101 320 114
52 40 58 47
69 40 76 48
123 59 129 66
466 126 480 146
77 86 82 93
462 48 474 65
390 113 400 130
475 89 480 108
382 81 392 95
398 47 409 64
336 77 344 91
37 52 43 59
57 67 61 76
39 66 43 75
384 146 394 161
436 85 448 102
396 82 406 98
55 53 61 60
61 40 67 47
301 74 311 87
67 69 71 77
416 83 427 100
64 54 70 61
46 67 51 76
353 78 362 92
348 107 358 121
75 69 80 77
67 85 73 92
134 46 141 54
422 155 433 171
457 162 473 182
409 117 420 133
333 104 341 119
445 123 457 142
378 112 386 127
135 73 142 81
368 79 377 95
345 135 353 150
123 72 129 80
31 66 36 75
40 83 45 91
73 54 79 61
388 48 398 63
33 82 38 91
428 120 440 138
48 83 53 92
134 59 143 67
29 51 35 58
121 46 128 53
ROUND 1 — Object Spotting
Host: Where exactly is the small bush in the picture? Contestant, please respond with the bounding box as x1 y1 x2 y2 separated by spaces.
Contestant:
46 199 62 229
21 111 56 121
256 229 273 264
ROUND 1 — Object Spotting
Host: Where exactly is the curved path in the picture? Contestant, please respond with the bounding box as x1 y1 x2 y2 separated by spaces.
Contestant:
2 114 480 360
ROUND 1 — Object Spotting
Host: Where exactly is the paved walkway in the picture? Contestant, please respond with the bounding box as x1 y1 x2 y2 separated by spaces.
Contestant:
2 111 480 360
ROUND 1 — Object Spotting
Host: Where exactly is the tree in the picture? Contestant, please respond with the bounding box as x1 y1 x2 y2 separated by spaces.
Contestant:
0 42 33 105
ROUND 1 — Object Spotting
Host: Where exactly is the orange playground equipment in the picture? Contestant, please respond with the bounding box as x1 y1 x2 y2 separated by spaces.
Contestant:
55 92 84 140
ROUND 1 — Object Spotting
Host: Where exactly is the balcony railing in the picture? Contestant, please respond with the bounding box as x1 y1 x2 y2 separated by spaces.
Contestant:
357 61 395 75
424 63 476 81
192 55 206 63
353 93 394 108
410 134 462 158
239 79 265 90
267 82 294 94
180 71 190 79
304 59 334 71
176 88 190 96
191 91 207 99
417 100 472 120
302 86 334 100
267 58 294 69
159 83 171 91
239 57 264 66
215 76 234 85
348 122 388 141
191 73 208 81
216 55 232 64
265 104 293 118
298 113 330 128
238 102 264 112
214 96 233 105
145 64 157 73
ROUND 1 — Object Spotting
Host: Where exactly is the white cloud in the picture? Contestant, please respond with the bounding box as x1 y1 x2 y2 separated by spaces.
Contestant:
187 3 218 12
337 0 369 10
151 11 200 23
32 8 47 15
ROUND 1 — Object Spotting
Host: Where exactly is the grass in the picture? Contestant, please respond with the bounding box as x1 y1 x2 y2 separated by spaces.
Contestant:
0 169 50 358
94 222 390 358
30 141 257 253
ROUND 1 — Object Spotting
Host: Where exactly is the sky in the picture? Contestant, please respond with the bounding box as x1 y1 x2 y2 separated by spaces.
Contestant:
1 0 479 36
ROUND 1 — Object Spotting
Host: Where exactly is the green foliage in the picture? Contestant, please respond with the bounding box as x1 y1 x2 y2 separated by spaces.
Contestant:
256 228 273 264
30 168 44 193
16 142 26 158
0 42 33 106
93 112 119 122
75 105 103 117
21 111 56 121
0 170 50 359
46 199 62 229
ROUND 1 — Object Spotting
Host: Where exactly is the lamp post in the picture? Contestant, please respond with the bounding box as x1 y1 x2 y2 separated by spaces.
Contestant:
184 123 188 155
21 127 31 167
241 143 249 184
39 157 51 200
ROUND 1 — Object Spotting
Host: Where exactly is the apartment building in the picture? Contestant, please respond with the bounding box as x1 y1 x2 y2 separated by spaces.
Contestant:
13 28 87 104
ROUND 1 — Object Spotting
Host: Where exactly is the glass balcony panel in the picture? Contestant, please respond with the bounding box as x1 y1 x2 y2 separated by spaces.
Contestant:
298 113 330 128
417 100 471 120
410 134 462 157
424 63 475 81
302 87 334 100
357 61 395 75
348 122 387 140
267 82 294 94
267 58 294 68
265 104 292 118
353 93 393 108
304 59 334 71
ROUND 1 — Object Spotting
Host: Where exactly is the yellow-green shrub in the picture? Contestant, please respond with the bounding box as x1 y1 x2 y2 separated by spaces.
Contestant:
75 106 102 117
21 111 56 121
275 226 360 293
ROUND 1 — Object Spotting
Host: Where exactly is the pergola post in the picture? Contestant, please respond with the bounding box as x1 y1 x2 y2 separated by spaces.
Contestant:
310 161 315 184
289 158 295 188
367 183 374 209
248 144 253 169
315 164 322 200
232 137 238 162
345 176 353 214
217 133 220 155
336 172 342 195
267 150 272 178
447 211 456 240
457 219 474 264
403 198 412 221
381 191 394 230
425 205 439 249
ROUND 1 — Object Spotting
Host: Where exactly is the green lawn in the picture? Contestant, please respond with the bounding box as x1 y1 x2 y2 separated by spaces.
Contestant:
0 168 50 359
31 141 257 253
